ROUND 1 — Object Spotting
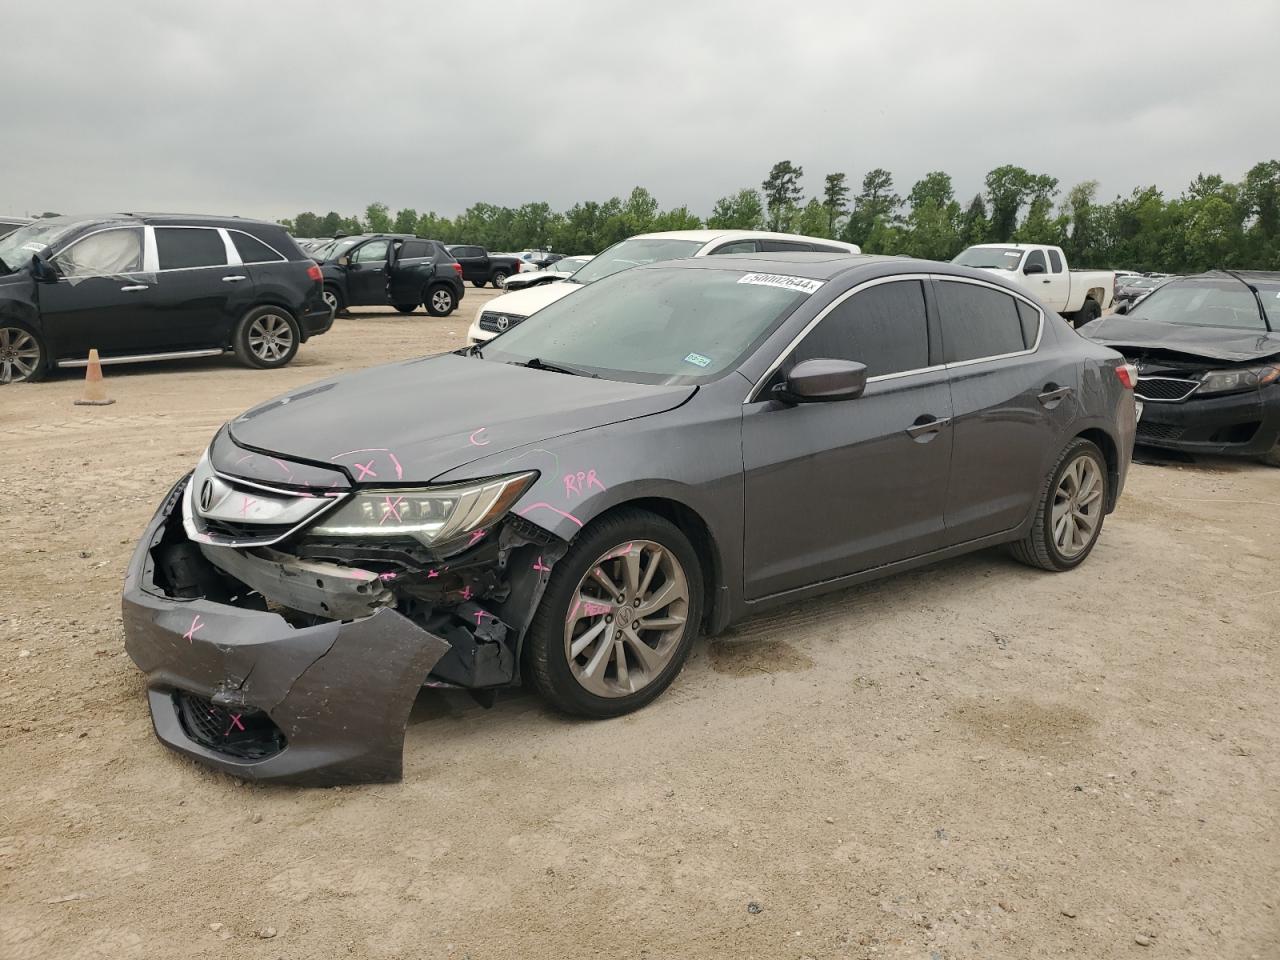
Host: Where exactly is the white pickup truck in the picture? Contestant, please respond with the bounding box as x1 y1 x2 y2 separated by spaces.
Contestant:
953 243 1115 327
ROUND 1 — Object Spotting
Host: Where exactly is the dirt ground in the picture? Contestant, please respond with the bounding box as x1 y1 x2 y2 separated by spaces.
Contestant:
2 290 1277 960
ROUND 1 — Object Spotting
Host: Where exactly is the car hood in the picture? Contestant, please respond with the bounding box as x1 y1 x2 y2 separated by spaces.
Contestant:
228 352 695 483
1080 315 1280 363
0 267 34 295
482 280 581 317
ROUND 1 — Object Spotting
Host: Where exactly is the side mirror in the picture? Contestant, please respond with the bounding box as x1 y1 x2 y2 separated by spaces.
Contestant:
1024 261 1046 275
30 253 57 283
1114 301 1130 315
772 358 868 405
337 255 350 267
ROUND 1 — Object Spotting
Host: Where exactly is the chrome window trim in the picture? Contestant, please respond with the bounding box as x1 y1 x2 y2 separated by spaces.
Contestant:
931 274 1044 369
151 225 234 272
50 225 147 280
226 228 287 264
744 273 934 403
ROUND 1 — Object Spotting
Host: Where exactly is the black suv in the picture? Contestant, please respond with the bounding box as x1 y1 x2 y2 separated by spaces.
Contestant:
446 245 526 288
0 214 331 383
312 235 464 316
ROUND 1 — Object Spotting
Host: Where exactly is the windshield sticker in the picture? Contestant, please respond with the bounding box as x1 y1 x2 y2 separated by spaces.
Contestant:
737 273 825 295
683 352 712 368
21 243 48 252
1004 251 1021 258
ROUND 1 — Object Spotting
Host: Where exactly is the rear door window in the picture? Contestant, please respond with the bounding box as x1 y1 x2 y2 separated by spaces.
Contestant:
934 280 1028 362
156 228 228 270
761 239 814 252
793 279 930 378
1048 249 1063 273
1015 300 1042 348
231 231 285 263
398 240 430 259
709 240 759 254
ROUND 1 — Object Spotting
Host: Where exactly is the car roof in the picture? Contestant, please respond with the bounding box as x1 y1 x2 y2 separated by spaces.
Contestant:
31 212 283 229
631 229 858 248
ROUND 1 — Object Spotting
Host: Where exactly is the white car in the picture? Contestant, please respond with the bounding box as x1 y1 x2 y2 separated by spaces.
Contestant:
467 230 861 343
501 255 593 292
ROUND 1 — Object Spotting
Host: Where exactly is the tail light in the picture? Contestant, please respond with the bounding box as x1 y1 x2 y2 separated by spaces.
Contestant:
306 263 322 282
1115 362 1138 389
514 261 522 272
452 262 462 277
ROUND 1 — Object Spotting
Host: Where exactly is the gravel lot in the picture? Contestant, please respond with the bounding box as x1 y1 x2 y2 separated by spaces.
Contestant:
2 290 1277 959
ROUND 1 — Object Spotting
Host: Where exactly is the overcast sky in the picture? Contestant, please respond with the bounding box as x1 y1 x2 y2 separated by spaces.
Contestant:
4 1 1277 222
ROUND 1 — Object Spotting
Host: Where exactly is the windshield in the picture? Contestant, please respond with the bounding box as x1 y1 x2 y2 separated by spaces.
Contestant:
0 219 94 271
1125 277 1159 289
312 237 361 260
1129 277 1278 330
568 238 702 284
482 265 814 384
953 247 1025 271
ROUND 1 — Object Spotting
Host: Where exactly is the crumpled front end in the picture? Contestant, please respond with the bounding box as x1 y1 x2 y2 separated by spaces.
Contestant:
123 453 565 785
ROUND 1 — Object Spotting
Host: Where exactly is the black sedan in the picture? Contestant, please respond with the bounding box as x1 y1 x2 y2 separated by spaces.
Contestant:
0 214 331 382
1082 271 1280 465
122 253 1137 784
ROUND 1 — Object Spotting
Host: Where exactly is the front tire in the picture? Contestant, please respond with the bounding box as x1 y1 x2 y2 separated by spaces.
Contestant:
321 285 344 317
0 325 46 383
525 509 704 718
1260 439 1280 467
233 307 300 369
394 303 418 314
425 285 456 316
1009 438 1108 571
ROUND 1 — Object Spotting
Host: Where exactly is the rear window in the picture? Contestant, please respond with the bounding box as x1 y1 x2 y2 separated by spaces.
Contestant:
156 228 227 270
398 240 431 259
231 231 285 263
936 280 1028 362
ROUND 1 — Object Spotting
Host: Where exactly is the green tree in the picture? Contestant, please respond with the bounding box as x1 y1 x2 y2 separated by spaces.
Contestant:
621 187 659 235
983 166 1057 241
392 207 419 235
291 211 323 237
651 205 703 232
901 171 961 260
1062 181 1098 264
957 194 990 248
761 161 804 232
844 168 900 248
364 202 392 233
707 188 765 230
822 172 850 236
793 198 831 239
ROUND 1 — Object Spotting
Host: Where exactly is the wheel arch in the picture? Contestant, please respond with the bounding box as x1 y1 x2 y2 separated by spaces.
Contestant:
1073 426 1120 512
585 496 728 636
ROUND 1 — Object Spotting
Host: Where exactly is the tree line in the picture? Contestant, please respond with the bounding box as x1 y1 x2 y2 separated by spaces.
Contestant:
280 159 1280 274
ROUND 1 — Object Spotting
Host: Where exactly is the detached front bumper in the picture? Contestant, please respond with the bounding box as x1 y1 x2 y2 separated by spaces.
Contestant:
1135 387 1280 458
122 478 452 785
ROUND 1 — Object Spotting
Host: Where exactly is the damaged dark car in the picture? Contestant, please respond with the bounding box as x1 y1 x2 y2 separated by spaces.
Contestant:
124 253 1136 785
1081 271 1280 465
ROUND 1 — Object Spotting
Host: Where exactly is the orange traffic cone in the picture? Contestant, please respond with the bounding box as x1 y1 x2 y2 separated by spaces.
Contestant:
73 348 115 406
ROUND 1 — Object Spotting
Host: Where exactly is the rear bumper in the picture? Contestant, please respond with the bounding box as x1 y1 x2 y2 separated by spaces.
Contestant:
122 478 451 785
1135 386 1280 457
300 302 334 339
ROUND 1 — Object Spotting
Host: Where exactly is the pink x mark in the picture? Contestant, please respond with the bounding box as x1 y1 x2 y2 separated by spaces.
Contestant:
473 609 489 627
426 568 440 579
353 460 377 481
183 614 204 643
460 584 473 601
380 495 404 525
468 529 486 547
533 556 551 573
239 495 257 518
224 713 245 736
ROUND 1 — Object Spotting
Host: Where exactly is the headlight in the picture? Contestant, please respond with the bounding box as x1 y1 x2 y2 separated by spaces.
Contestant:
309 472 536 547
1197 365 1280 396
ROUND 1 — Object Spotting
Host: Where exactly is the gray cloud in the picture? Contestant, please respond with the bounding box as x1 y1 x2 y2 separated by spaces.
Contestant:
3 0 1277 222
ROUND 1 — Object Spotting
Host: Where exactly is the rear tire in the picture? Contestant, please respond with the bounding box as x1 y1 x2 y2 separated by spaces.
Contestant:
425 285 456 316
233 307 300 369
1259 440 1280 467
524 508 704 718
0 324 46 383
1072 298 1102 328
472 280 487 288
1009 438 1108 571
490 270 509 289
394 303 418 314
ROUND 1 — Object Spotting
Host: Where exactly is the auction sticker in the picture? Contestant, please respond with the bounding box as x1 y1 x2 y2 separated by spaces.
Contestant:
683 352 712 368
737 273 825 295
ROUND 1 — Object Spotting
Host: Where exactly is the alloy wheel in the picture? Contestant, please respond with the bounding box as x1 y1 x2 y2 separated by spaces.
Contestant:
563 540 690 698
247 314 295 363
1052 454 1103 558
0 327 41 383
431 289 453 313
322 289 339 314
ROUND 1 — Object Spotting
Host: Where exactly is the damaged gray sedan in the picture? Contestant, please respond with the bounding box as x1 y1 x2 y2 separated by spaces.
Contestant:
123 253 1136 784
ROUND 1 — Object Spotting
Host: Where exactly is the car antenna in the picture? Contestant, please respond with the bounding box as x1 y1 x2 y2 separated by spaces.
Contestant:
1219 267 1273 333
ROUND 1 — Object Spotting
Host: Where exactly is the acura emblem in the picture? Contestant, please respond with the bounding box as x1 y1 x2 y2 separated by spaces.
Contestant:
496 315 510 331
199 479 215 512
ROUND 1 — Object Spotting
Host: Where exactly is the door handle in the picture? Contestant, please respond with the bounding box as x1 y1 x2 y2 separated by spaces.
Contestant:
1041 279 1051 283
222 275 248 283
1038 385 1073 408
120 285 148 292
906 414 951 440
